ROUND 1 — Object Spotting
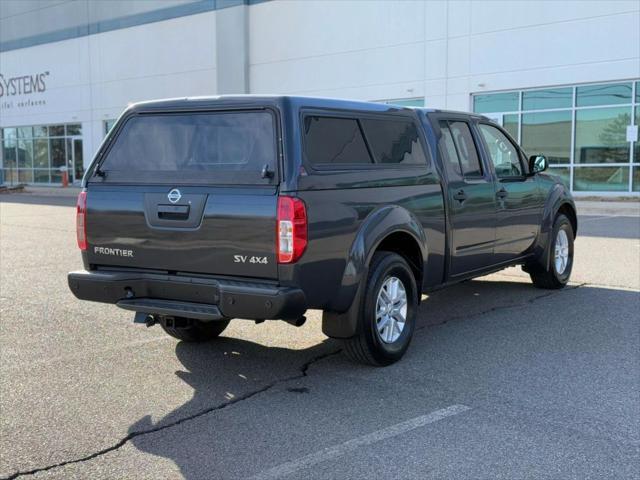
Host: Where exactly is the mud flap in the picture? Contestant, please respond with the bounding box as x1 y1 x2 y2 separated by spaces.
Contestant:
321 277 365 339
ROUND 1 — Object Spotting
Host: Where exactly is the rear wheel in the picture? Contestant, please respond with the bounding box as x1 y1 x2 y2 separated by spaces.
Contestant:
529 213 574 289
341 252 418 366
161 317 231 342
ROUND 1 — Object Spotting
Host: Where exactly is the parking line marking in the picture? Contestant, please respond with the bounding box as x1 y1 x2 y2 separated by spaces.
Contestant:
251 404 471 480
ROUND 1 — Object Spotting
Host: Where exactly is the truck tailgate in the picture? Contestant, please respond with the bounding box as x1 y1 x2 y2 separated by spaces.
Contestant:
85 185 278 279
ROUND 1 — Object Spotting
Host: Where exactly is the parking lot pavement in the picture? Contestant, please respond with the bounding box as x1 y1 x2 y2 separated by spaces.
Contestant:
0 196 638 479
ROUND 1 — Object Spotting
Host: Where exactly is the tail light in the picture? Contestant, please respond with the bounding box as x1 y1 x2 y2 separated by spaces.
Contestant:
277 196 307 263
76 191 87 250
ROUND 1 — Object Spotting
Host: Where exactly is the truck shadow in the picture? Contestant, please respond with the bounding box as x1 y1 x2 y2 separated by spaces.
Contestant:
126 279 632 479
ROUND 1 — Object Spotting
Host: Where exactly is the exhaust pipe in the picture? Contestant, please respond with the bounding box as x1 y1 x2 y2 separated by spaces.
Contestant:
133 311 157 327
283 315 306 327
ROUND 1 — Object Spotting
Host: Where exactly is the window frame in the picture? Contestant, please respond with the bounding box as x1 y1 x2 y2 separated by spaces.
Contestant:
429 112 493 186
439 119 486 181
476 121 528 181
300 108 430 172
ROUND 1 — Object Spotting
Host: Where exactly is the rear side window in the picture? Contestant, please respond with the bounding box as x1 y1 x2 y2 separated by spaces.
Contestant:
98 111 276 185
439 120 483 178
303 116 373 166
360 118 426 165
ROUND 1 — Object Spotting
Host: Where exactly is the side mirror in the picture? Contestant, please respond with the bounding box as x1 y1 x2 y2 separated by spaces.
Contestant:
529 155 548 174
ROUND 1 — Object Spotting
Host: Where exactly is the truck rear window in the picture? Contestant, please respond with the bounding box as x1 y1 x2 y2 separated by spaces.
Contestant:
97 111 277 185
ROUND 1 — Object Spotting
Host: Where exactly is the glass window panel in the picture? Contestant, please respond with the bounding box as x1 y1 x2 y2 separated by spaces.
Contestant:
636 81 640 103
360 118 426 165
384 98 424 107
576 83 632 107
18 169 33 183
2 128 17 142
34 138 49 168
34 169 50 183
17 126 32 139
632 167 639 192
438 122 462 178
575 107 631 164
303 116 372 166
522 111 571 164
522 88 572 110
473 92 519 113
50 138 66 168
503 114 519 141
66 124 82 136
17 139 34 168
547 167 570 189
634 106 639 163
3 140 17 168
33 126 47 137
73 139 84 181
50 170 62 184
449 121 483 177
3 169 19 184
573 166 629 191
48 125 65 136
104 120 116 135
478 123 523 178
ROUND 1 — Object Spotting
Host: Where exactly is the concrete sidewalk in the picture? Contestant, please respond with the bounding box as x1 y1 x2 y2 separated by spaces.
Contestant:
575 200 640 216
21 185 81 197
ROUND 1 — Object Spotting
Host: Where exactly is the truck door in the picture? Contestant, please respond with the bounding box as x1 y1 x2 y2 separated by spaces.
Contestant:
475 122 542 264
435 118 497 277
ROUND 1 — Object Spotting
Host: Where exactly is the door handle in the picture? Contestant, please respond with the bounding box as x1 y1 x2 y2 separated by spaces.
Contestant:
496 188 508 199
453 190 467 202
157 204 190 220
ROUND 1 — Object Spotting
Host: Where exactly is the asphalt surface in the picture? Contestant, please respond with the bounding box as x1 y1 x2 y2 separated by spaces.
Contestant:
0 195 638 479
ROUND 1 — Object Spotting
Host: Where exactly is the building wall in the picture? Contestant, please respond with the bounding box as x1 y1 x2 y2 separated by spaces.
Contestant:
1 9 218 168
1 0 639 192
249 0 640 108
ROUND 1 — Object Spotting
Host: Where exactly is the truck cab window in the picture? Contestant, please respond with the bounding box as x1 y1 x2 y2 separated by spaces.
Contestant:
478 123 523 178
439 120 483 179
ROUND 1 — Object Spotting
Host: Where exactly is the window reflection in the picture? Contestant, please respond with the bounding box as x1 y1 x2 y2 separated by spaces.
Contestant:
575 107 631 164
574 166 629 191
503 114 519 141
522 111 571 164
576 83 632 107
473 92 519 114
522 88 572 110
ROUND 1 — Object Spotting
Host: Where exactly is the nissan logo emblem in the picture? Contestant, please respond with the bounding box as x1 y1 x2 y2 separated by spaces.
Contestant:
167 189 182 204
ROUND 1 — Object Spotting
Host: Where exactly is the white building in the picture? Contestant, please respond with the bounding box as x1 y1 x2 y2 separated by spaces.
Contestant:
1 0 639 194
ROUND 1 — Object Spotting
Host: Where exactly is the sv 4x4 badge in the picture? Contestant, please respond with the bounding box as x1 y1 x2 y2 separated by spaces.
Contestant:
234 255 268 264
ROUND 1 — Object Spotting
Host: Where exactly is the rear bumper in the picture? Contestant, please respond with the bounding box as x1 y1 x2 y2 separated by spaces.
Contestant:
67 270 306 321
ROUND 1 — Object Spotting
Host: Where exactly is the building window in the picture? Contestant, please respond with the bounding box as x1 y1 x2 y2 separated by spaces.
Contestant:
472 79 640 194
104 119 117 135
522 111 572 165
1 123 83 185
379 98 424 108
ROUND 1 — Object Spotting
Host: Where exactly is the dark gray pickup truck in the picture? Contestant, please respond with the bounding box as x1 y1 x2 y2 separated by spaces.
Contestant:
68 96 577 366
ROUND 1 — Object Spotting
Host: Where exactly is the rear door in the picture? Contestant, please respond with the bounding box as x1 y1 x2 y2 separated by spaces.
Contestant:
435 117 497 277
85 109 280 279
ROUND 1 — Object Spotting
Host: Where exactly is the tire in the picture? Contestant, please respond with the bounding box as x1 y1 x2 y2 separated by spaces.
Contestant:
530 213 574 289
161 317 231 342
341 251 418 366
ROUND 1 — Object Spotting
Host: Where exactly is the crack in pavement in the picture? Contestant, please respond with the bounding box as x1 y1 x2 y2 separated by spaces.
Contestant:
3 283 587 479
2 350 342 480
415 282 587 332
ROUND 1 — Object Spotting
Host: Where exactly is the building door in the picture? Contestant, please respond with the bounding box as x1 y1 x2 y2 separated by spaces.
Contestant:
67 137 84 183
